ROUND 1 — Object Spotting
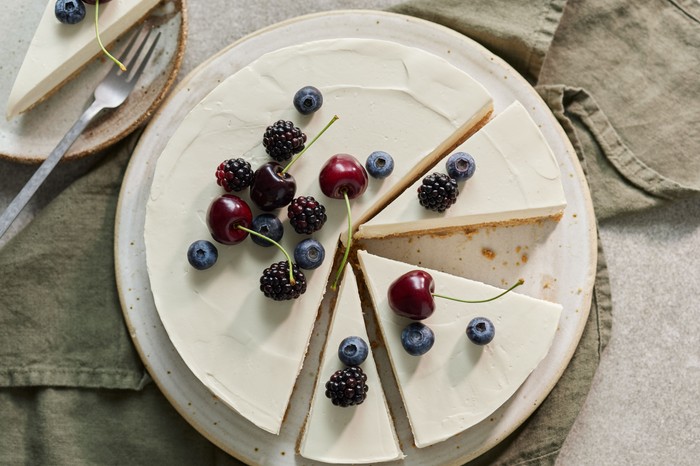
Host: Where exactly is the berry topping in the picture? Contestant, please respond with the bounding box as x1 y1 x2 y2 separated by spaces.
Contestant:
186 240 218 270
446 152 476 181
401 322 435 356
466 317 495 345
260 261 307 301
294 239 325 270
293 86 323 115
338 336 369 366
417 172 459 212
55 0 86 24
287 196 327 234
319 154 369 200
365 151 395 179
388 270 436 320
325 366 369 407
249 162 297 211
206 194 253 245
250 214 284 247
263 120 307 162
216 158 253 192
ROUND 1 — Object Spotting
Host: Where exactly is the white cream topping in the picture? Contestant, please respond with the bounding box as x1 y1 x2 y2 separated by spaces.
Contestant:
357 250 562 448
145 38 492 434
6 0 161 119
356 101 567 239
299 266 403 463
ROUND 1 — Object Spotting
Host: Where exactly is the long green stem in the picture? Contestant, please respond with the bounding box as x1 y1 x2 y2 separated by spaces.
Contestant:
331 192 352 291
95 0 127 71
433 279 524 303
238 226 296 285
281 115 339 174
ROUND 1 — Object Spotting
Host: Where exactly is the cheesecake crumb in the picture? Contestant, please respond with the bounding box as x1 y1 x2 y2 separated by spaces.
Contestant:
481 248 496 260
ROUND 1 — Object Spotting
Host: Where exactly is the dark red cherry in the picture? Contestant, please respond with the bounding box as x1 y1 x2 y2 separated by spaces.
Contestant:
206 194 253 245
318 154 369 199
387 270 436 320
249 162 297 211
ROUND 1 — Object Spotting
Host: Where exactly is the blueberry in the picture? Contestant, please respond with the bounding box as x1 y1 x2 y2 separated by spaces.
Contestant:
294 238 325 270
293 86 323 115
55 0 87 25
401 322 435 356
251 214 284 247
338 336 369 366
446 152 476 181
365 151 394 179
466 317 495 345
187 240 218 270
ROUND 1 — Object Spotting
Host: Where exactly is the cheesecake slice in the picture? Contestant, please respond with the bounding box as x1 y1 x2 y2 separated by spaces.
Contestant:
6 0 161 119
299 266 403 463
356 101 567 240
356 250 562 448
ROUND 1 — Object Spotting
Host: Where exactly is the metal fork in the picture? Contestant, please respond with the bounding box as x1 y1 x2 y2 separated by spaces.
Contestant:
0 26 161 240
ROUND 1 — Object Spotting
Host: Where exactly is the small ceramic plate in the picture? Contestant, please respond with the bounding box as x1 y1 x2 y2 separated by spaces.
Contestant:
116 10 597 465
0 0 187 164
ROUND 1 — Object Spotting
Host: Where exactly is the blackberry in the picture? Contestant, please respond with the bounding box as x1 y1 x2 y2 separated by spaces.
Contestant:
324 366 369 407
287 196 327 234
262 120 307 162
215 158 253 192
260 261 307 301
417 172 459 212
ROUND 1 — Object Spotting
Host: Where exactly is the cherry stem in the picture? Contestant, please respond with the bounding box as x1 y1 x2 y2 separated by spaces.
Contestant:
331 191 352 291
95 0 127 71
281 115 339 175
237 226 296 285
433 279 524 304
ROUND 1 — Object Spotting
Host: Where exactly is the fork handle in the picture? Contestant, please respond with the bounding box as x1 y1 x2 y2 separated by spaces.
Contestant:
0 100 104 240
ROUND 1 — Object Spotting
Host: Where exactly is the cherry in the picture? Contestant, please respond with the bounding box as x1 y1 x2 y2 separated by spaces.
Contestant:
249 162 297 211
388 270 436 320
319 154 369 199
206 194 253 245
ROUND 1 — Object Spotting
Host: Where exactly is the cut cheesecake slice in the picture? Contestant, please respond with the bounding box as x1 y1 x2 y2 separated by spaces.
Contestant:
299 266 403 463
6 0 161 119
356 250 562 448
145 38 493 434
356 101 567 240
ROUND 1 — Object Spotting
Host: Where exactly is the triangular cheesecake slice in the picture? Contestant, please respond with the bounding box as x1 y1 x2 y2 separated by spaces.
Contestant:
356 101 566 240
6 0 161 119
299 266 403 463
356 250 562 448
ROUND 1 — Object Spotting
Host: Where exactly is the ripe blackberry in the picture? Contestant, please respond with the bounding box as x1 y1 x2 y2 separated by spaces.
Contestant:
287 196 327 234
260 261 307 301
215 158 253 192
324 366 369 407
262 120 307 162
417 172 459 212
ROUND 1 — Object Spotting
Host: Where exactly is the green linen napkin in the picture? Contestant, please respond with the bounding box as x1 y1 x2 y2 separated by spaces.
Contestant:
1 0 697 464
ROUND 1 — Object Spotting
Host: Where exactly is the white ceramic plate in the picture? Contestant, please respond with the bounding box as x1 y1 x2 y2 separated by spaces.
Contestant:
115 10 596 465
0 0 187 163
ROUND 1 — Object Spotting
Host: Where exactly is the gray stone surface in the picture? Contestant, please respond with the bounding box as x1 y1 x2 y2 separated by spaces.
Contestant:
1 1 698 464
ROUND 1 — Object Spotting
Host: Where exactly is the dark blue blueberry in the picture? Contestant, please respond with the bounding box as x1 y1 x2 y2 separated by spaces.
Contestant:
338 336 369 366
251 214 284 247
446 152 476 182
55 0 87 25
294 238 325 270
187 240 218 270
401 322 435 356
466 317 495 345
293 86 323 115
365 151 394 179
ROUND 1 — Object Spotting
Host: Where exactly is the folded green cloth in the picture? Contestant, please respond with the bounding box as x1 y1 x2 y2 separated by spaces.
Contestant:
2 0 698 464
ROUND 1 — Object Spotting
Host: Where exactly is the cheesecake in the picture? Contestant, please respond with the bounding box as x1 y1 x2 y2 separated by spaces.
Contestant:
6 0 162 119
356 250 562 448
356 101 567 240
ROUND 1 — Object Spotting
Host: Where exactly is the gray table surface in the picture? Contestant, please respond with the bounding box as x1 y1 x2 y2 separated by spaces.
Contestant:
1 1 698 465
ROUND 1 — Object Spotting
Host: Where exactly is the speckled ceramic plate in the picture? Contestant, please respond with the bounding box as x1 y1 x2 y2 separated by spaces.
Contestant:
0 0 187 164
115 10 596 465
